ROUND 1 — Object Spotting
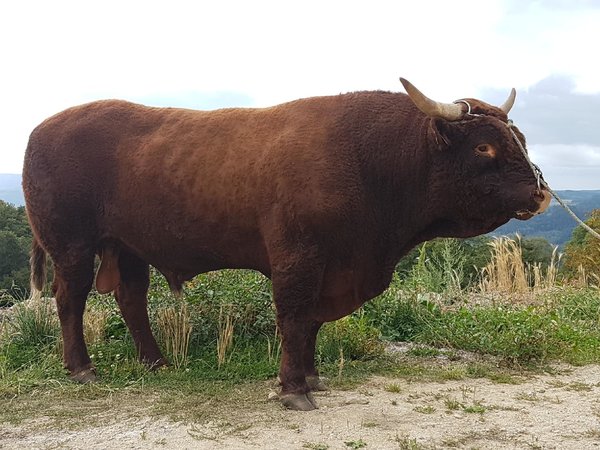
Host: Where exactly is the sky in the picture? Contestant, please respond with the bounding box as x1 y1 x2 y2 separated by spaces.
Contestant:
1 0 599 189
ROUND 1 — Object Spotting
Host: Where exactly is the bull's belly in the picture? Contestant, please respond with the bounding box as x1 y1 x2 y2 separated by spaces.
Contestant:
102 222 270 277
312 266 392 322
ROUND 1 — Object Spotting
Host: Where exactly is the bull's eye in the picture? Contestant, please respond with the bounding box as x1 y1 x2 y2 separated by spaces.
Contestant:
475 144 496 158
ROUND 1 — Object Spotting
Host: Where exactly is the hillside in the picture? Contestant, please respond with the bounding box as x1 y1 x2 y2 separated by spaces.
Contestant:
1 174 598 246
491 190 600 246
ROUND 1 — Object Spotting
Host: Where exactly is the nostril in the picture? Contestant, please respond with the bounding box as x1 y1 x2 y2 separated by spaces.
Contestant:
533 190 545 202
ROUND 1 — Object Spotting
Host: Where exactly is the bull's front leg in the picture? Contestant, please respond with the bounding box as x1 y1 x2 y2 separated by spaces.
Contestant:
277 317 320 410
271 251 325 411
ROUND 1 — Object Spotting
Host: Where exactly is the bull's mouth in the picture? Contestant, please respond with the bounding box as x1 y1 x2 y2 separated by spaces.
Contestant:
515 210 535 220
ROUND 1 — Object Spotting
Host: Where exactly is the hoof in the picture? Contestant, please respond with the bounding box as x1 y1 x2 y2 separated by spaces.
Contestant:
307 375 329 392
145 358 169 371
70 367 97 384
280 392 319 411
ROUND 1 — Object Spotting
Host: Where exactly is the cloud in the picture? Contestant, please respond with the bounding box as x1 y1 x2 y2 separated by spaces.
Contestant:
528 144 600 190
510 76 600 147
483 75 600 147
481 75 600 189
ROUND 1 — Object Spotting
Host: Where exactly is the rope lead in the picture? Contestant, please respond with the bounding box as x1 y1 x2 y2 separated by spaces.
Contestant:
507 122 600 241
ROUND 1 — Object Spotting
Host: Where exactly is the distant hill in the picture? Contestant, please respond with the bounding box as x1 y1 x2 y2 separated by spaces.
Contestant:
0 174 23 206
490 190 600 246
1 173 598 246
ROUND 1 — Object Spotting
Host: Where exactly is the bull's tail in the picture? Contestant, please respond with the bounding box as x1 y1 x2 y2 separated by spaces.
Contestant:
30 237 47 299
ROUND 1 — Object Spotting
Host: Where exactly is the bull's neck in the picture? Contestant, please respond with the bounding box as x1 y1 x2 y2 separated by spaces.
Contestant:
353 107 445 262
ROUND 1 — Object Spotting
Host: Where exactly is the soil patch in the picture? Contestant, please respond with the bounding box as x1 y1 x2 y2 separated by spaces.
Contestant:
3 364 600 449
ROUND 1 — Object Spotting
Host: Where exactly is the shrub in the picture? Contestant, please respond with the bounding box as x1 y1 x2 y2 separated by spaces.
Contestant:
363 274 441 341
9 298 60 348
317 313 384 363
156 303 193 368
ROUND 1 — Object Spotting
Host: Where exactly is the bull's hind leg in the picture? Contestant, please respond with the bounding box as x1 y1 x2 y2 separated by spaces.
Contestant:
52 252 96 382
114 250 167 368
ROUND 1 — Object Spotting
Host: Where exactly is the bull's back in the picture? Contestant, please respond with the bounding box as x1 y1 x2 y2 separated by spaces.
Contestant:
23 98 344 273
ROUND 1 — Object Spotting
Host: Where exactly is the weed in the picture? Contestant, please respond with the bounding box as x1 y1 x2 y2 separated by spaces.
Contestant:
384 383 402 393
83 307 109 344
463 401 486 414
515 392 539 402
395 434 424 450
216 306 234 368
565 381 593 391
337 347 345 380
157 303 192 369
9 298 60 348
344 439 367 449
479 237 529 294
444 397 462 411
413 405 436 414
266 326 281 364
487 372 522 384
317 314 384 364
303 443 329 450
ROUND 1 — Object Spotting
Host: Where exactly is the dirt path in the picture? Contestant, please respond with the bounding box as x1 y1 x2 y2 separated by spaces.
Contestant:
3 364 600 449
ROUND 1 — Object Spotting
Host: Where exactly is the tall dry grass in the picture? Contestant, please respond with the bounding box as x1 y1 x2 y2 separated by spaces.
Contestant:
479 237 529 294
479 237 561 296
83 308 109 344
216 306 234 368
531 246 561 292
266 326 281 364
157 303 193 368
574 264 600 288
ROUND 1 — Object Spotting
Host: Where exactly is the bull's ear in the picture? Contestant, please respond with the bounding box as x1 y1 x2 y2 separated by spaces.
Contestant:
428 118 453 151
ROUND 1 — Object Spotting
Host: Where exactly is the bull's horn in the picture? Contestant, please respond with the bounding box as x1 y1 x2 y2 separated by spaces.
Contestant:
399 78 464 121
499 88 516 114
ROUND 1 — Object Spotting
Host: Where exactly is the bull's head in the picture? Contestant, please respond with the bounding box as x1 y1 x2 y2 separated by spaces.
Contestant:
400 78 551 236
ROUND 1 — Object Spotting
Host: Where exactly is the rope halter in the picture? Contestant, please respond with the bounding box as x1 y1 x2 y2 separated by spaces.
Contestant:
453 100 600 240
506 119 544 192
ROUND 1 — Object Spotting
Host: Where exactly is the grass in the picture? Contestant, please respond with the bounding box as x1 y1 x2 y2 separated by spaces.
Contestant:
1 237 600 427
395 434 426 450
444 397 462 411
156 303 193 368
384 382 402 393
344 439 367 449
463 402 486 414
216 306 234 368
413 405 436 414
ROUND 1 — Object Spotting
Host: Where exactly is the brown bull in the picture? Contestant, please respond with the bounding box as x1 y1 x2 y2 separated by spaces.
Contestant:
22 79 550 410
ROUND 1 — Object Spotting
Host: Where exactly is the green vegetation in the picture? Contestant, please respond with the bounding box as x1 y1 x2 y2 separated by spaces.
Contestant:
0 200 32 302
562 209 600 282
1 202 600 425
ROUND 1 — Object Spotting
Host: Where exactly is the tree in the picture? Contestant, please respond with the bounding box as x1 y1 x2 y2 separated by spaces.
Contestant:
520 236 556 268
0 200 31 238
0 201 32 299
562 209 600 280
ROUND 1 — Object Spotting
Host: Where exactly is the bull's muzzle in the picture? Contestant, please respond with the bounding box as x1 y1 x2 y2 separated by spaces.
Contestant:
515 188 551 220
